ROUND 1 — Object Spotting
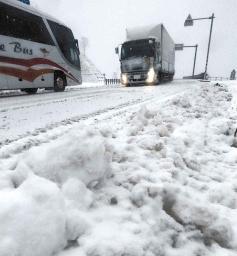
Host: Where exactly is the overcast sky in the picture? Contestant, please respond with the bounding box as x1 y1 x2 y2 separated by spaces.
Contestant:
31 0 237 78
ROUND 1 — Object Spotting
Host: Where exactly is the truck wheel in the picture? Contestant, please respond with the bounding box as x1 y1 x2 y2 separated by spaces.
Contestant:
54 72 66 92
158 73 164 84
155 75 160 85
23 88 38 94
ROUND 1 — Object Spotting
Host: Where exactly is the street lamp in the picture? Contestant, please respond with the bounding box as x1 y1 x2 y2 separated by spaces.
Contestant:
184 13 215 79
175 44 198 77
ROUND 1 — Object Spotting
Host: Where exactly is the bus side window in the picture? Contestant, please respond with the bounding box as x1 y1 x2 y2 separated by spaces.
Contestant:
0 2 54 46
47 20 81 68
0 3 7 36
27 17 55 46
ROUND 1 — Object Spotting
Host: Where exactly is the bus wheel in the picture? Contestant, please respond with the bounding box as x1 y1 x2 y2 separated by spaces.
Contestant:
24 88 38 94
54 72 66 92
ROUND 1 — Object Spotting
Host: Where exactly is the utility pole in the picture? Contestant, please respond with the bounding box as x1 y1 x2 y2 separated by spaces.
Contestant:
184 13 215 79
193 44 198 77
204 13 215 79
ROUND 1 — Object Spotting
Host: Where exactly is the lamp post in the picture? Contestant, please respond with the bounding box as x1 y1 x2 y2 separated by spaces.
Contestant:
184 13 215 79
175 44 198 78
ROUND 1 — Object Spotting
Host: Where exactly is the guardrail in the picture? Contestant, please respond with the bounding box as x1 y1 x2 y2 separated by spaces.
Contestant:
209 77 231 81
105 79 121 85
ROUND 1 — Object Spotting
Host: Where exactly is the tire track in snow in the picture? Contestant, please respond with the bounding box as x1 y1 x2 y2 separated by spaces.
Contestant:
0 98 151 160
0 87 127 112
0 83 195 165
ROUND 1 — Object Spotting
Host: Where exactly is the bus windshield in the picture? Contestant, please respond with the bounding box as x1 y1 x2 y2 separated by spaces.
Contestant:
48 20 80 69
121 39 155 60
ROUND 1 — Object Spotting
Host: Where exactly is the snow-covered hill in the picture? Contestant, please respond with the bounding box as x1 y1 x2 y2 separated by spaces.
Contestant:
80 54 104 83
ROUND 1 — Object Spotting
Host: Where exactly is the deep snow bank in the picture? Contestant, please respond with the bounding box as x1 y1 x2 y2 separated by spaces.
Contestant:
0 128 112 256
0 173 66 256
0 82 237 256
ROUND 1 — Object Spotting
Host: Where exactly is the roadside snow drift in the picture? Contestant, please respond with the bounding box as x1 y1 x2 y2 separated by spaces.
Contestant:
0 81 237 256
18 128 112 187
0 128 112 256
0 174 66 256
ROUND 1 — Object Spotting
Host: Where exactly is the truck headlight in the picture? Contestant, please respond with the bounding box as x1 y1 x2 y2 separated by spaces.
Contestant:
121 73 128 85
146 68 156 84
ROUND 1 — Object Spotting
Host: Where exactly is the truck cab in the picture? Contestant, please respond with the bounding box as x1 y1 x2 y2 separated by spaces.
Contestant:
119 38 160 85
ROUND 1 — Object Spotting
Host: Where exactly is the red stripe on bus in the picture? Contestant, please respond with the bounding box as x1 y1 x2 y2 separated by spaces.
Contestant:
0 56 80 83
0 66 54 82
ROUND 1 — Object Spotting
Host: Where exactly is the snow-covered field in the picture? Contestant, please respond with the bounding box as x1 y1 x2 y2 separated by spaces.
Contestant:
0 80 237 256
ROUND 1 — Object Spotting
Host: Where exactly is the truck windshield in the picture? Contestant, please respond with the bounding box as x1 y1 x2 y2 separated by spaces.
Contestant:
48 20 80 69
121 40 155 60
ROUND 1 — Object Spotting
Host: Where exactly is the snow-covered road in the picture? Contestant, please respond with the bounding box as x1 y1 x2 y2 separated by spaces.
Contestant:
0 80 195 154
1 80 237 256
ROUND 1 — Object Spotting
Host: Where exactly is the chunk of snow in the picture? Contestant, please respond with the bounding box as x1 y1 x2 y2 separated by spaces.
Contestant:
16 128 112 187
0 174 66 256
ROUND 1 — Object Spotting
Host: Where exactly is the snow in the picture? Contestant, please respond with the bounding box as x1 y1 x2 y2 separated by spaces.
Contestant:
17 128 112 187
0 80 237 256
0 174 66 256
0 82 187 145
126 24 162 41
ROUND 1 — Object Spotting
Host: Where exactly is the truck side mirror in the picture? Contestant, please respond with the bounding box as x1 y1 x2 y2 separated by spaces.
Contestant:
115 47 119 55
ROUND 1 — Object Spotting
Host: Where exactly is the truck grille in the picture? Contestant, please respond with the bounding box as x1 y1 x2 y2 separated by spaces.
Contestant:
128 72 148 82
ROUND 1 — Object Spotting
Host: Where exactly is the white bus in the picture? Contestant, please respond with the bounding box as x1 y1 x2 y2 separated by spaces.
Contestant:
0 0 82 94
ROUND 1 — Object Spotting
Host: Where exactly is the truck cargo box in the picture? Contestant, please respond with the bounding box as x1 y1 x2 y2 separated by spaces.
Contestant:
126 24 175 74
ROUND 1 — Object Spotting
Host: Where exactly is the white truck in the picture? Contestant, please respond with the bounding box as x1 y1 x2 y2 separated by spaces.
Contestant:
116 24 175 86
